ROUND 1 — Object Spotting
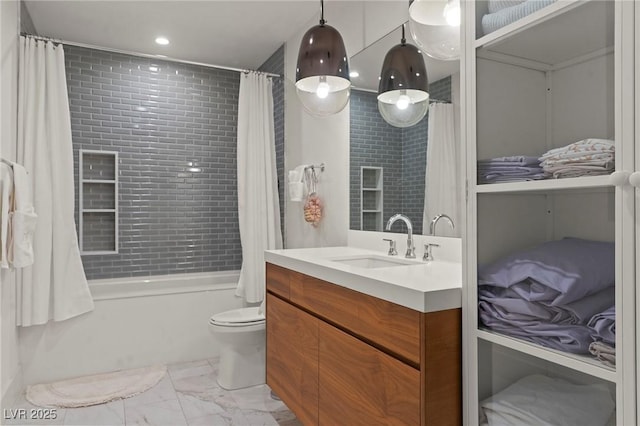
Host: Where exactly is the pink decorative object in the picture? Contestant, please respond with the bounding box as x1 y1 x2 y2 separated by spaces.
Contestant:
304 194 323 227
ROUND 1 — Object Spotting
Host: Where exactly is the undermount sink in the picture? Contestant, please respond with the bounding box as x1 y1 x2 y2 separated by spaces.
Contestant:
329 255 419 269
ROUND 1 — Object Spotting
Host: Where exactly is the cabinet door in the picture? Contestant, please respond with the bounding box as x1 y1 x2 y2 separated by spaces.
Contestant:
318 321 420 426
266 294 319 425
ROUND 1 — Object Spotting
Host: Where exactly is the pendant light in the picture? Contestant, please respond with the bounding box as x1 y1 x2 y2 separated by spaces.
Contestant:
377 24 429 128
295 0 351 117
408 0 460 61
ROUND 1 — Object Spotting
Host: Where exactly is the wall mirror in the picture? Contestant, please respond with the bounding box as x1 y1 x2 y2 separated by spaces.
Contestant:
349 22 459 235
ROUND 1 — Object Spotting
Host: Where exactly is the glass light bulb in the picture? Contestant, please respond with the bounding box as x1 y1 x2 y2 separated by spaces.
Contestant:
409 0 461 60
396 94 411 110
443 0 461 27
316 81 330 99
378 89 429 128
296 75 351 117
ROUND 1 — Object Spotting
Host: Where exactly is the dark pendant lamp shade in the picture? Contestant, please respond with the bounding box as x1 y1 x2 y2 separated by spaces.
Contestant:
377 25 430 128
295 0 351 117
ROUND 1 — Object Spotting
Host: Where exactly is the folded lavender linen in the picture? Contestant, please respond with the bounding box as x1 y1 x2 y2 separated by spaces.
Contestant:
588 305 615 345
478 237 615 306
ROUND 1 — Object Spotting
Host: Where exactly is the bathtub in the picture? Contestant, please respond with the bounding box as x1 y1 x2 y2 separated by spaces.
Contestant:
89 270 241 300
20 271 243 386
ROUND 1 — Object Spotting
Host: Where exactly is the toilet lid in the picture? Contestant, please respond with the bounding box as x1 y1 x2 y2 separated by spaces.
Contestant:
209 307 265 327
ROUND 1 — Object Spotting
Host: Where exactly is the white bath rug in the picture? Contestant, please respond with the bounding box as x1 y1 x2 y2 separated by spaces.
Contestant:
26 364 167 408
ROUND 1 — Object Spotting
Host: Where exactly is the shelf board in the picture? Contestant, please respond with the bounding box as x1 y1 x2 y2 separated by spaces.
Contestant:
82 179 116 184
82 209 116 213
474 175 612 194
362 188 382 191
477 329 616 383
362 210 382 213
475 0 613 67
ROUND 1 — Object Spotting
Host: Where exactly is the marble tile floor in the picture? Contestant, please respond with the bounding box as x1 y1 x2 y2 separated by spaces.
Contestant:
4 358 302 426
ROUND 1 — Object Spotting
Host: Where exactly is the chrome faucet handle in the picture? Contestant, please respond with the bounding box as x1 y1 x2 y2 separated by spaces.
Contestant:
423 243 440 262
405 239 416 259
382 238 397 256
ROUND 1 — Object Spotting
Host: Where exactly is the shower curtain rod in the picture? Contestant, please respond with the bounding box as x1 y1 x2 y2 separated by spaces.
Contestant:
20 33 282 79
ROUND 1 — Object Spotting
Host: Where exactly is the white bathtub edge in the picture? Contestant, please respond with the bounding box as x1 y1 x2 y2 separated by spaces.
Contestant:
89 270 241 301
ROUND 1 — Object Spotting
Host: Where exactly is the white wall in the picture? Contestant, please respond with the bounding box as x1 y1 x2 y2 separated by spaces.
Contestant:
19 275 244 385
283 1 407 249
0 0 22 408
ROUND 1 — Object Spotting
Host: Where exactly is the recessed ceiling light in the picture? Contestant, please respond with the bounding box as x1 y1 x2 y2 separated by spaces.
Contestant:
349 71 360 78
155 36 170 46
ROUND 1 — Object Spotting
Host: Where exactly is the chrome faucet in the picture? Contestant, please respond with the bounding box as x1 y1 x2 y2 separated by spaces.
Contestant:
385 214 415 258
429 213 455 236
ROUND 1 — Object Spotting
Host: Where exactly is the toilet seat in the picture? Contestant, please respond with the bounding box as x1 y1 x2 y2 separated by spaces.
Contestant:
209 307 265 327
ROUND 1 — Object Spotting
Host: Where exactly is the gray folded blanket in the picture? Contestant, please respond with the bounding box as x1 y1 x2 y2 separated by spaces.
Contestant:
482 0 557 35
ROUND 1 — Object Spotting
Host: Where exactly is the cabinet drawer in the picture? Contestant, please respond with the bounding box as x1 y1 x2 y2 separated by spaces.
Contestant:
266 263 291 299
318 321 420 426
290 273 421 365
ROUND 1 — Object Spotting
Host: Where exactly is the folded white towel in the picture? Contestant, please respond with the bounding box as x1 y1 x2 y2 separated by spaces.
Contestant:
589 341 616 367
481 374 614 426
288 165 307 202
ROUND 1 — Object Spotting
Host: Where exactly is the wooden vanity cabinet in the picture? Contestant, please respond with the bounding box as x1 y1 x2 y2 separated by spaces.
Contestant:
266 263 461 426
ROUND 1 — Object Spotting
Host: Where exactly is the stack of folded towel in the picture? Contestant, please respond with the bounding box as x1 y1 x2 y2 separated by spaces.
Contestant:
588 305 616 367
539 138 615 179
478 237 615 354
477 156 546 184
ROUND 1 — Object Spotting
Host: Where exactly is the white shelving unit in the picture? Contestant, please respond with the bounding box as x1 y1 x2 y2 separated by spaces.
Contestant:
360 167 383 231
79 149 119 255
463 1 636 425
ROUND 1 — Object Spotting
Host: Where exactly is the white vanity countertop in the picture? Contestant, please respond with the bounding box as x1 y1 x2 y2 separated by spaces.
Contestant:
265 245 462 313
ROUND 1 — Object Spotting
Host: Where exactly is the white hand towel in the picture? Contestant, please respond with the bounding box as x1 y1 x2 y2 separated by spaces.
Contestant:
9 163 37 268
0 163 13 269
288 165 307 202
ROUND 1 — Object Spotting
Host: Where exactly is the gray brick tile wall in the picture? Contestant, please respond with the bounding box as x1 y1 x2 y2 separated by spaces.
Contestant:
66 46 284 279
350 90 403 231
350 76 452 235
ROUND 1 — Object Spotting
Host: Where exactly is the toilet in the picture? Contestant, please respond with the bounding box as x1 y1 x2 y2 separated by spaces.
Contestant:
208 307 266 390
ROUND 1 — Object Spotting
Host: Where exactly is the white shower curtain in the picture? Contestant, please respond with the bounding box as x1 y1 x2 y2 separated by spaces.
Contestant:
16 36 94 326
423 103 460 237
236 72 282 303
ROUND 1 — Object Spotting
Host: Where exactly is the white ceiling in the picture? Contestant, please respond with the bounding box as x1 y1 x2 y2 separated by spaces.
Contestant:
350 24 459 92
24 1 319 70
24 1 458 84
